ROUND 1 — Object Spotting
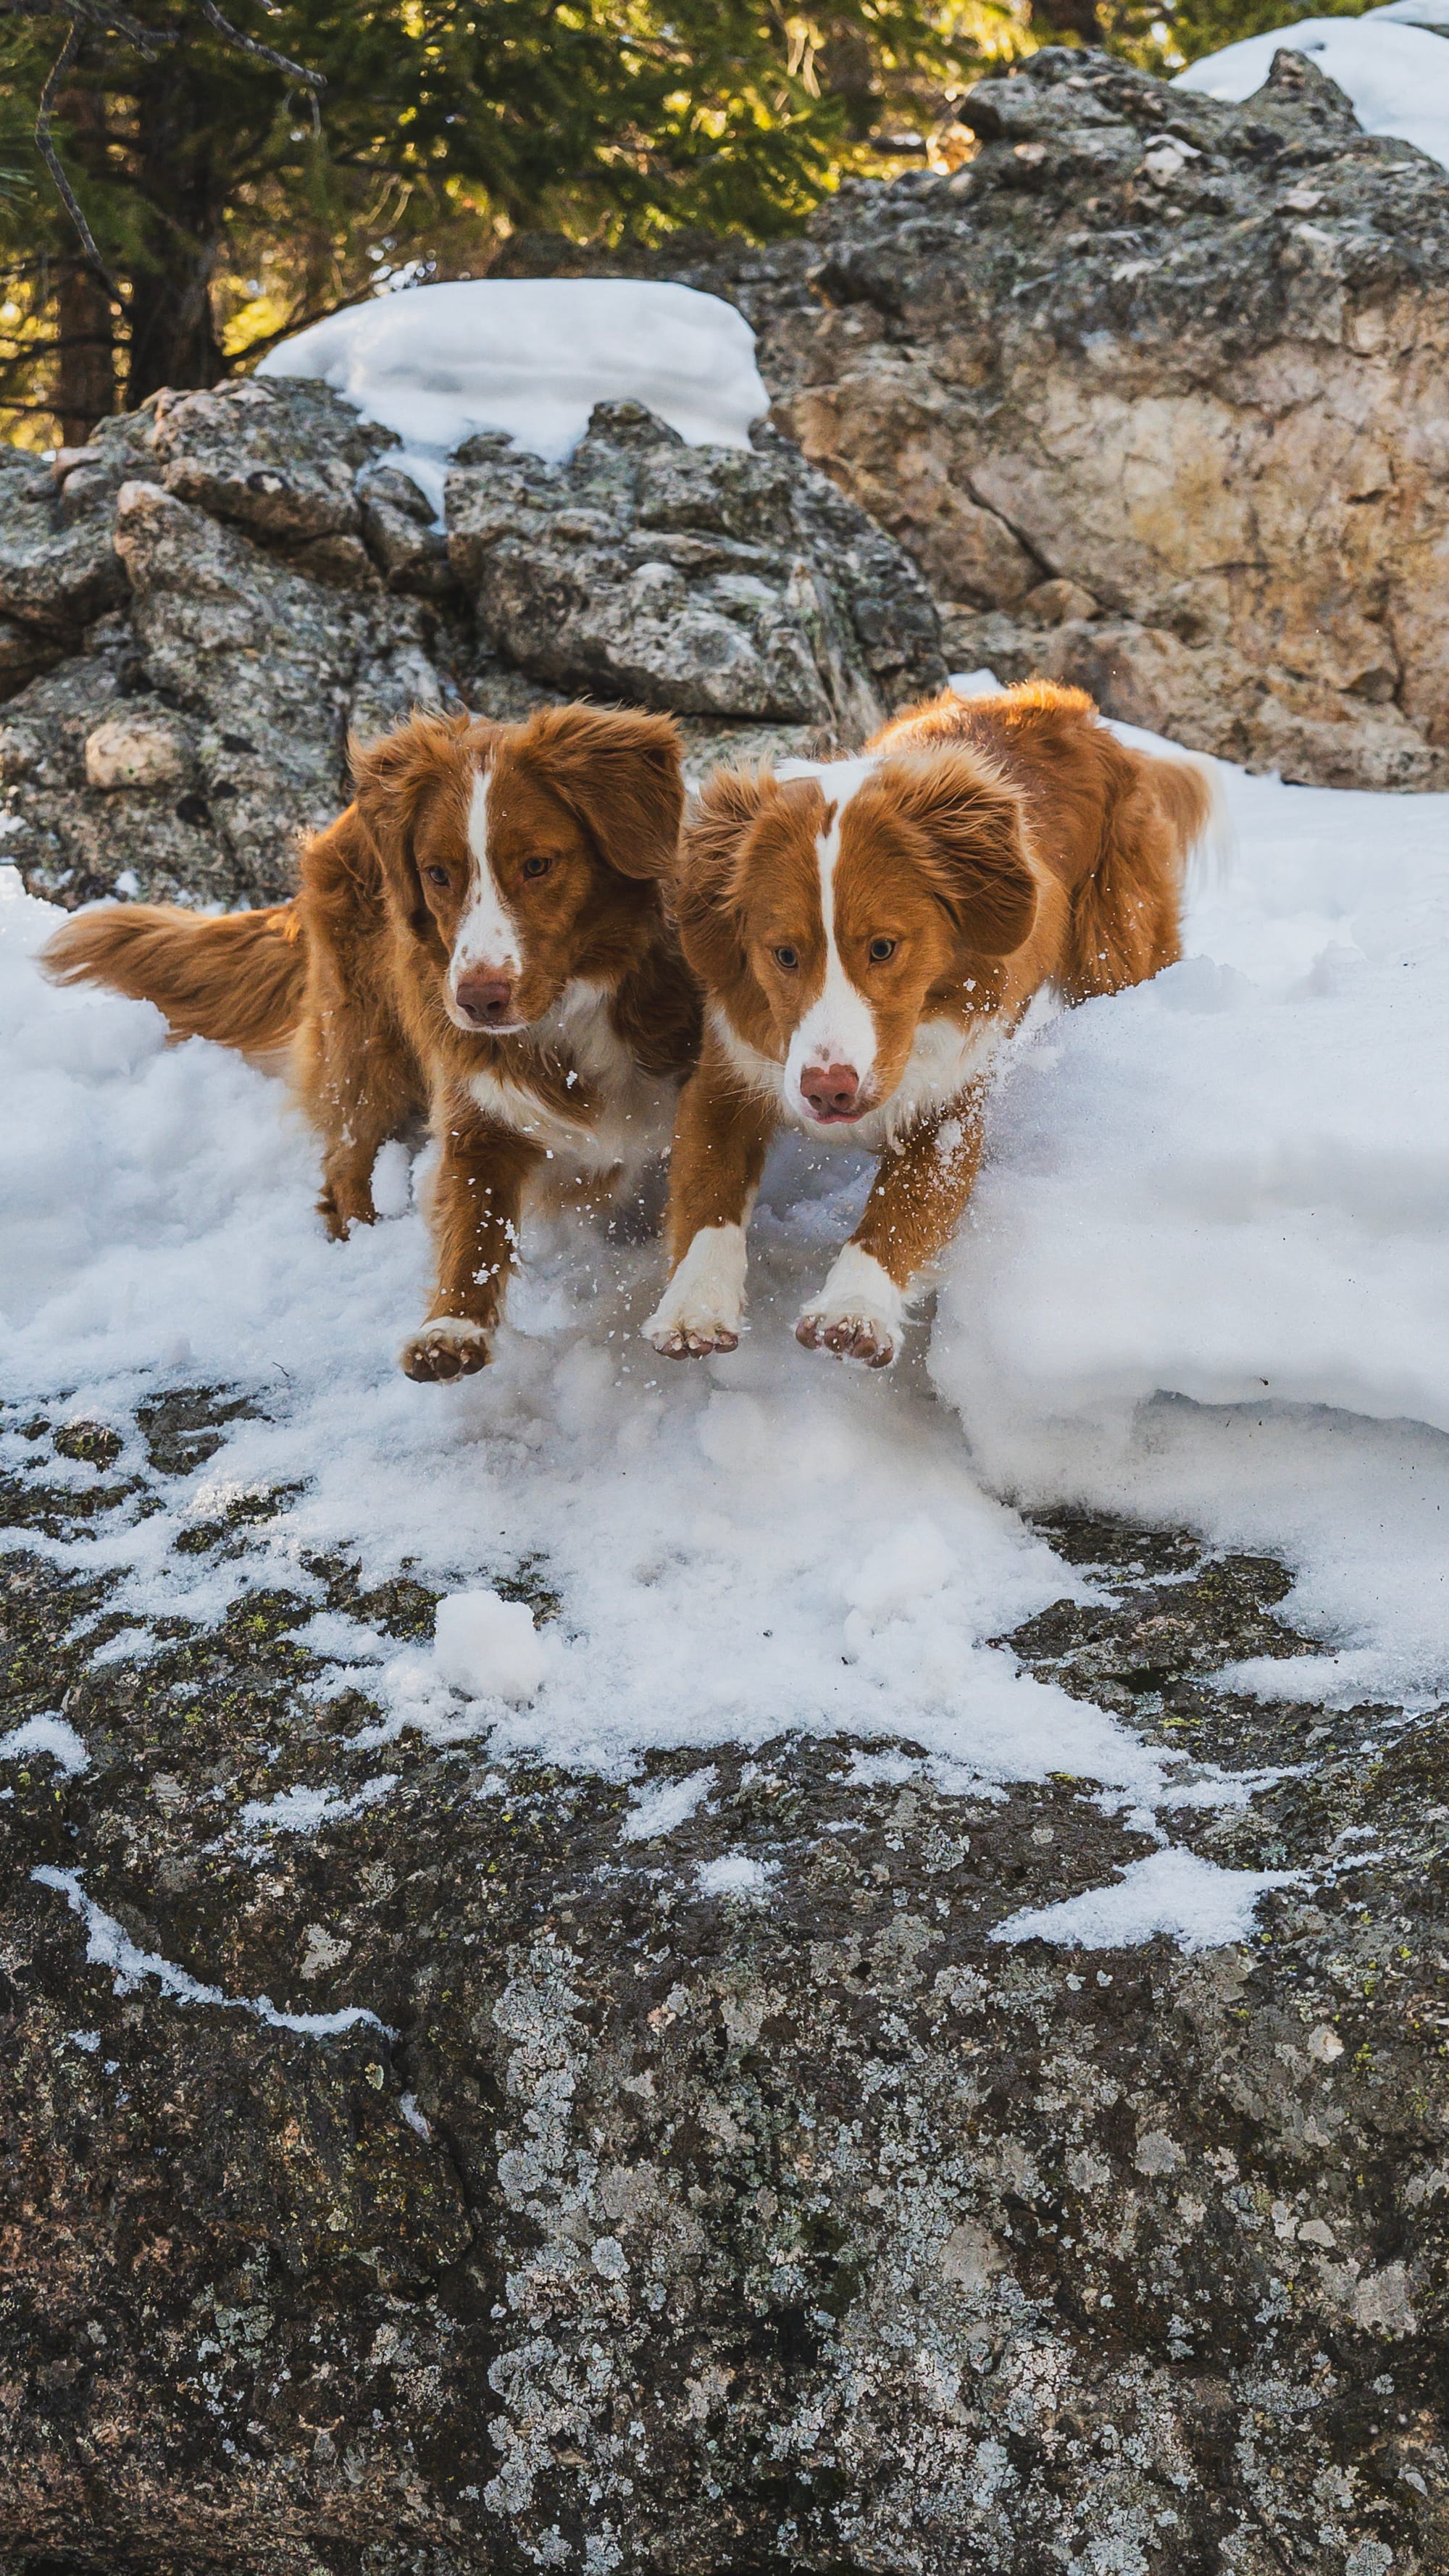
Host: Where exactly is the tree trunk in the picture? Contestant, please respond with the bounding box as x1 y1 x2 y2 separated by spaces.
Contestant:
53 80 116 443
123 55 227 406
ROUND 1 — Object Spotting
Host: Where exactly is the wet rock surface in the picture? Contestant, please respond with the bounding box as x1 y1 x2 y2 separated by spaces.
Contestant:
2 1389 1445 2572
0 383 942 916
548 46 1449 788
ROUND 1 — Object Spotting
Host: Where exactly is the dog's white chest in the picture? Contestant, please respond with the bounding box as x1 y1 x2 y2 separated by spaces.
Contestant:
466 982 673 1176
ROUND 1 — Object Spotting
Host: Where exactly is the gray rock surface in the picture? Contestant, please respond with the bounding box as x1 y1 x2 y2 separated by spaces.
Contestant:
761 46 1449 786
0 382 943 913
545 46 1449 788
448 399 943 736
1 1407 1445 2571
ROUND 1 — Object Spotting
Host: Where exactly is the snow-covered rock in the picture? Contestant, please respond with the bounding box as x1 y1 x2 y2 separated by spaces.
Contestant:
258 275 769 493
1175 12 1449 168
0 376 941 911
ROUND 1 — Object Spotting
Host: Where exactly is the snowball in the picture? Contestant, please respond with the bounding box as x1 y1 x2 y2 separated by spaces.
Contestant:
434 1589 548 1703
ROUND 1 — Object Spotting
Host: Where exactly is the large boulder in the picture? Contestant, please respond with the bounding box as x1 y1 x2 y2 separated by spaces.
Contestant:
447 399 943 738
602 46 1449 790
0 380 943 913
2 1417 1446 2572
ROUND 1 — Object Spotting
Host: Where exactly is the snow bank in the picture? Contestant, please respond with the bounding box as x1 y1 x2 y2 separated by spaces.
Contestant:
931 741 1449 1705
1175 14 1449 168
257 277 767 507
7 683 1449 1945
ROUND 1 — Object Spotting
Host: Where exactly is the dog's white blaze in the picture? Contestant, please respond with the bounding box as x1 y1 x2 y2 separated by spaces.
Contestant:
781 761 879 1122
449 767 522 998
800 1242 904 1356
644 1221 751 1348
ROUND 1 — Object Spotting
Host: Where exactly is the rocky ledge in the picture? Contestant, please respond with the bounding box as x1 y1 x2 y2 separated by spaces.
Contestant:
545 45 1449 790
2 1395 1445 2572
0 382 942 914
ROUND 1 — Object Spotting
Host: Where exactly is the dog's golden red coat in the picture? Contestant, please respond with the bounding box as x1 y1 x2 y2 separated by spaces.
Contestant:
646 681 1216 1369
43 705 697 1377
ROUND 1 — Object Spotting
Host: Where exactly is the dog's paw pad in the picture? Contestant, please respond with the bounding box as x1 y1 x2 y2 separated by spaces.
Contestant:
796 1307 896 1369
648 1321 741 1360
401 1318 493 1382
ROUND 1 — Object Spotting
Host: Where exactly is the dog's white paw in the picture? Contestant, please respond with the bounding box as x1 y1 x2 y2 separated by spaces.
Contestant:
401 1315 493 1382
796 1246 903 1371
644 1222 747 1360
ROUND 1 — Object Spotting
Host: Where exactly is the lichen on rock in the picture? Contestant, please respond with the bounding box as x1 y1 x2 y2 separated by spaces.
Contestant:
2 1402 1445 2572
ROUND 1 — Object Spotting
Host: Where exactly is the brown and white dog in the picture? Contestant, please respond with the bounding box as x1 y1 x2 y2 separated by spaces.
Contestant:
646 681 1216 1370
43 704 697 1379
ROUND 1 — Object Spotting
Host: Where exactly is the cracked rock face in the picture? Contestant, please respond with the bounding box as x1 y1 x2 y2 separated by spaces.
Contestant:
447 399 943 735
2 1406 1446 2572
0 381 942 913
611 46 1449 789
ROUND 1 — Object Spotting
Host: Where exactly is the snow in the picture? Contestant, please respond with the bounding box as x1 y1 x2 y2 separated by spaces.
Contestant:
4 688 1448 1959
32 1865 394 2036
930 734 1449 1708
621 1766 718 1842
1175 14 1449 169
992 1849 1302 1953
238 1773 398 1840
257 277 767 510
0 1713 90 1775
433 1589 550 1703
697 1853 775 1899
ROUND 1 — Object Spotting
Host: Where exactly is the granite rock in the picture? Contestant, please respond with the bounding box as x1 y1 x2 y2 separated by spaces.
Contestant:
0 384 941 911
1 1415 1445 2572
446 398 944 735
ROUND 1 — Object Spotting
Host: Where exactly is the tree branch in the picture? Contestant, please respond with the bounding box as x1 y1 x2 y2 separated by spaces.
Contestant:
19 0 327 274
33 17 123 294
196 0 323 96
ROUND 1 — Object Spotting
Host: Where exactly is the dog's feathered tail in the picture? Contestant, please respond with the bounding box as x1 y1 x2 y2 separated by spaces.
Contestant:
39 899 307 1058
1145 744 1234 887
1056 741 1231 1004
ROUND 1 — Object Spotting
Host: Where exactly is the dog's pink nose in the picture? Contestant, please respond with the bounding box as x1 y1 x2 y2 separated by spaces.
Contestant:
801 1061 861 1118
454 969 517 1028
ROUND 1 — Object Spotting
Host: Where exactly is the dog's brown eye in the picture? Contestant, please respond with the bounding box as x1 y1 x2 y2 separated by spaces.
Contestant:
774 945 799 971
869 937 896 963
425 866 451 888
523 854 551 880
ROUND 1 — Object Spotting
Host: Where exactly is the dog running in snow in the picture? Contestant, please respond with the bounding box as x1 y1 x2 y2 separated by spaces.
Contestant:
42 703 698 1380
645 679 1219 1370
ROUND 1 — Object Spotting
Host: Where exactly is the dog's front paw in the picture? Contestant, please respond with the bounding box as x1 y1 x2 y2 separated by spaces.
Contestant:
401 1316 493 1382
796 1247 903 1371
319 1186 376 1242
643 1223 747 1360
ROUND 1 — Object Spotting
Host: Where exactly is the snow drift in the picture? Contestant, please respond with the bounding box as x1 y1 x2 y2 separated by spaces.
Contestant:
257 277 768 504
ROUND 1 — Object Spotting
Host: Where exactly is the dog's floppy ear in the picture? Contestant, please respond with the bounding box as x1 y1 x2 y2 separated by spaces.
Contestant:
519 704 684 881
350 712 480 932
883 750 1039 958
675 764 774 992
